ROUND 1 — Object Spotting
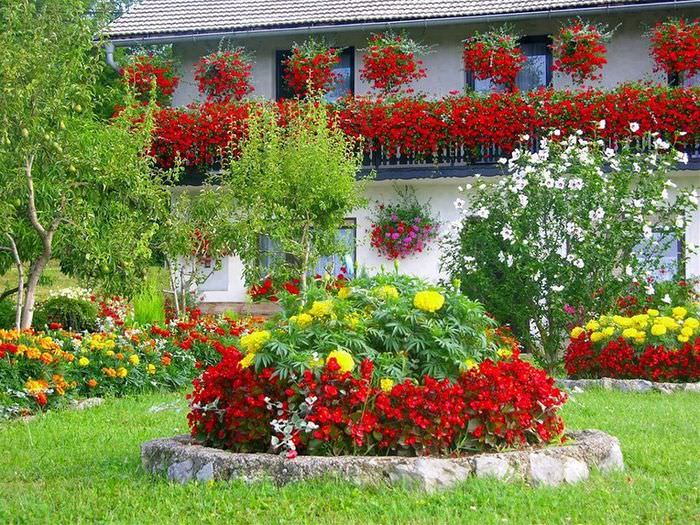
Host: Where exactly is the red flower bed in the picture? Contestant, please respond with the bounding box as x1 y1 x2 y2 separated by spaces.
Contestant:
360 33 427 94
120 54 179 104
148 86 700 170
649 18 700 80
566 333 700 382
463 28 526 91
188 350 567 456
552 22 611 83
194 50 254 102
283 40 340 97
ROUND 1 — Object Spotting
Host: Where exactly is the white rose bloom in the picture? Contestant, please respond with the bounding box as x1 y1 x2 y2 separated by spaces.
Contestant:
629 122 640 133
454 198 465 210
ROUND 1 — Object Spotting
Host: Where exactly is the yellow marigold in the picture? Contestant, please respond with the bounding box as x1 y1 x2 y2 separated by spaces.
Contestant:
128 354 140 366
413 290 445 313
240 330 271 353
678 334 689 343
464 358 478 370
326 349 355 373
590 331 605 343
146 364 156 375
26 347 41 360
78 356 90 367
612 316 632 328
651 324 667 336
598 315 610 326
294 313 314 329
375 285 399 300
603 326 615 337
308 300 334 318
337 286 352 300
681 326 694 337
497 347 513 359
380 378 395 392
647 309 660 317
585 320 600 331
105 350 115 357
672 306 688 320
25 379 48 394
239 352 256 369
116 367 128 378
684 317 700 329
621 328 638 339
659 317 679 330
570 326 585 339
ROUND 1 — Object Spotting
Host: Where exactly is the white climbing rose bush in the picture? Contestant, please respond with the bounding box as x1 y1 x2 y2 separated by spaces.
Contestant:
441 130 698 370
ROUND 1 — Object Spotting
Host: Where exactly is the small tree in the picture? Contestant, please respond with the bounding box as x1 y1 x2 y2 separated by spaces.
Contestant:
0 0 169 328
221 99 369 290
441 131 697 370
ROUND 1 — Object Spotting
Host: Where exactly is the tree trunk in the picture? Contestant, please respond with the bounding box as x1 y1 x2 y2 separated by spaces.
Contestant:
300 223 311 292
21 248 51 329
5 234 23 330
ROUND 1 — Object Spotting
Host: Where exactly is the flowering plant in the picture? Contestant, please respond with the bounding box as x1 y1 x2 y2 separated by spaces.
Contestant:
282 39 341 97
120 53 179 105
194 49 254 102
649 18 700 81
463 26 526 90
369 187 439 259
566 303 700 381
552 21 613 83
442 131 698 370
360 32 428 94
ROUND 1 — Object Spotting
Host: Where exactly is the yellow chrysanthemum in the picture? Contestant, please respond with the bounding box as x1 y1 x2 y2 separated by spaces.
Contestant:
380 378 395 392
78 356 90 367
375 285 399 300
585 320 600 332
612 315 633 328
681 326 694 337
678 334 689 343
672 307 688 320
240 352 256 369
659 317 679 331
116 367 128 378
647 309 660 317
621 328 638 339
684 317 700 329
650 324 667 336
598 315 610 327
337 287 352 300
570 326 585 339
326 349 355 373
291 313 313 329
413 290 445 313
308 300 334 318
128 354 140 366
240 330 271 353
603 326 615 337
590 331 605 343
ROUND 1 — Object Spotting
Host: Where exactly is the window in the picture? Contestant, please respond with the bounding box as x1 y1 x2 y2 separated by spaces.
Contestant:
634 232 683 282
467 36 552 93
275 47 354 102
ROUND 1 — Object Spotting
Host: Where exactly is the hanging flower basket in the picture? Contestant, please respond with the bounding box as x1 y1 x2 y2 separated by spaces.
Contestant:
282 39 341 97
369 187 439 259
120 53 179 105
552 21 613 83
649 18 700 81
360 32 428 94
463 27 526 91
194 49 254 102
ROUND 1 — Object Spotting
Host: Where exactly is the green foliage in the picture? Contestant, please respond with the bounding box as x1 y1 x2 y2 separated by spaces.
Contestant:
132 272 166 326
442 134 698 370
34 296 98 331
220 99 370 288
0 299 16 329
251 271 497 381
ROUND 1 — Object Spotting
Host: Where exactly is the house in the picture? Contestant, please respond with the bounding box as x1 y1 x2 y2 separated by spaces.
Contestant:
107 0 700 306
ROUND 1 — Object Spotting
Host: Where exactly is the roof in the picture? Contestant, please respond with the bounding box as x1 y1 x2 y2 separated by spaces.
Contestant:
107 0 671 42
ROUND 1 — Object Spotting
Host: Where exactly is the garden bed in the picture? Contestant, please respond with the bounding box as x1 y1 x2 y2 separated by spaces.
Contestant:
141 429 623 491
561 378 700 394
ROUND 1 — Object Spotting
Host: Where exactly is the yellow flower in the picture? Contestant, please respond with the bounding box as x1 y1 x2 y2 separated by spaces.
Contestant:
26 347 41 360
672 307 688 320
659 317 679 330
590 332 605 343
413 290 445 313
570 326 585 339
681 326 694 337
375 285 399 300
326 349 355 373
647 309 660 317
651 324 667 336
497 347 513 359
308 300 334 318
678 334 689 343
598 315 610 326
585 320 600 332
346 314 360 330
337 287 352 300
622 328 638 339
239 353 256 369
106 350 115 357
146 364 156 375
612 316 632 328
309 355 325 368
294 313 313 329
380 378 395 392
684 317 700 329
240 330 271 353
78 356 90 367
116 367 128 378
603 326 615 337
128 354 140 366
464 358 478 370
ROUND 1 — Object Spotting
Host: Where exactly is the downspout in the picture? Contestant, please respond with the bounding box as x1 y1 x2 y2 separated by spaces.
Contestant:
105 41 120 73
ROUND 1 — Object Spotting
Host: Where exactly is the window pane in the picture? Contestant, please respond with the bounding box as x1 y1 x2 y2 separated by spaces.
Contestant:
315 224 356 277
516 54 547 91
683 73 700 87
277 48 353 101
634 232 682 282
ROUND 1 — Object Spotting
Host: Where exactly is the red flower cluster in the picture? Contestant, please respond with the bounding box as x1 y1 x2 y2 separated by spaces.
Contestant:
552 22 609 83
463 31 526 90
248 277 301 303
565 334 700 382
188 352 567 456
360 33 427 94
120 54 179 104
649 18 700 80
283 43 340 97
194 50 254 102
148 86 700 170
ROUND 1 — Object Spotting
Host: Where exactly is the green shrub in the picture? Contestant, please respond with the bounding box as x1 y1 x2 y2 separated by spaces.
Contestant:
34 296 98 331
0 299 16 329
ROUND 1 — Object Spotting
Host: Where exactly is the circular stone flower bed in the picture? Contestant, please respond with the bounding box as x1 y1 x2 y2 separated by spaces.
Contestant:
141 429 623 491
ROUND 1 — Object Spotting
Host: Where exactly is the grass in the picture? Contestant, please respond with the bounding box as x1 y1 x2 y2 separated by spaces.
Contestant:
131 268 167 326
0 261 80 302
0 390 698 525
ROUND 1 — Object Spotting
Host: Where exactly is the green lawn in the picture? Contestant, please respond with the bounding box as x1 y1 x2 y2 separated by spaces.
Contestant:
0 261 80 302
1 390 698 525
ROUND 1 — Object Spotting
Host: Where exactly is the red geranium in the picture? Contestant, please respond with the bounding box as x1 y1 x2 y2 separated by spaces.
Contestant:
463 27 526 91
552 21 612 83
120 53 179 105
283 39 341 97
194 49 254 102
649 18 700 81
360 32 428 94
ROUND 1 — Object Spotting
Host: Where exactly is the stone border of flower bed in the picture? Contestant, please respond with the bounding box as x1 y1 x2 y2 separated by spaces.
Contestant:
141 429 623 491
560 378 700 394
